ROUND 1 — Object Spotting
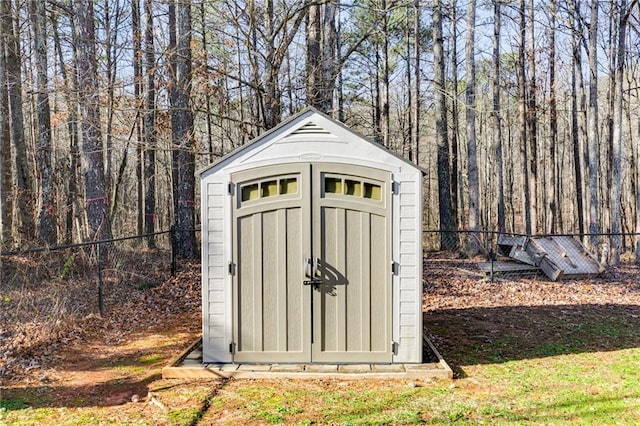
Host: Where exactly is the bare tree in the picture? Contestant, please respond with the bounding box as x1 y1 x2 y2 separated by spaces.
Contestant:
144 0 157 248
587 0 600 250
305 1 370 117
611 0 638 264
256 0 307 129
132 0 144 236
74 0 112 242
493 0 505 232
434 0 455 249
449 1 461 228
547 0 558 233
29 0 57 245
170 0 196 258
465 0 480 253
517 0 531 234
570 0 585 238
52 9 80 244
412 0 420 164
0 26 9 248
526 0 538 233
2 0 35 242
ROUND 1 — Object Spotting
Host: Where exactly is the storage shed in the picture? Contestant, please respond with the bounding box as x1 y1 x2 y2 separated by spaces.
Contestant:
200 107 424 364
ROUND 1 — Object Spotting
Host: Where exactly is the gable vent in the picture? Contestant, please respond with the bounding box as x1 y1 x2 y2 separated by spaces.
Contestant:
288 122 331 136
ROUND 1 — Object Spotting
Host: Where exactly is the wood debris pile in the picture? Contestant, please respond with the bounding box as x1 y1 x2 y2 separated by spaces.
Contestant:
479 235 605 281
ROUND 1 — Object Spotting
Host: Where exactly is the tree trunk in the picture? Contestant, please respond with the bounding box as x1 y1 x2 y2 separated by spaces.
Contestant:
104 0 122 213
144 0 157 248
587 0 600 250
52 13 80 244
450 2 461 229
412 0 420 165
29 0 57 245
611 0 635 264
199 0 215 162
433 0 455 249
170 0 196 258
380 0 390 149
132 0 144 237
526 0 538 234
0 28 9 249
518 0 531 235
74 0 112 242
465 0 480 253
2 0 35 243
306 3 322 110
547 0 557 234
493 0 505 233
570 6 585 237
321 1 337 114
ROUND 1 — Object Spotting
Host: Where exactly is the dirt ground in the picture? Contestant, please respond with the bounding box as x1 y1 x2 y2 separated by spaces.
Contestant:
2 251 640 422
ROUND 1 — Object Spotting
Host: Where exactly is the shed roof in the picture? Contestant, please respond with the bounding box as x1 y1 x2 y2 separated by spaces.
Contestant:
198 106 426 177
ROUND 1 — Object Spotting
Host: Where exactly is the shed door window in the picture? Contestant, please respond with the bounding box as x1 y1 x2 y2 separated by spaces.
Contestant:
240 175 299 203
323 174 382 201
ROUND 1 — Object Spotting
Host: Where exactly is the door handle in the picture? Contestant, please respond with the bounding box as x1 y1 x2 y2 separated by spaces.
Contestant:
304 257 312 278
303 257 321 288
304 257 320 277
312 257 320 278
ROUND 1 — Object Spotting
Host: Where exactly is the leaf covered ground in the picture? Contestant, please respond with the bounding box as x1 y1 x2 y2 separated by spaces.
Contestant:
1 251 639 425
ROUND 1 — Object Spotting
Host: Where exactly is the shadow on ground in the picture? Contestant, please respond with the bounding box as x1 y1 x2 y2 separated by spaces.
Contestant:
426 303 640 369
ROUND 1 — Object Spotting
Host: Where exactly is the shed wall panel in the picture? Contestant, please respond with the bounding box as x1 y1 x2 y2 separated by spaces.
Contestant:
202 181 232 363
394 172 423 363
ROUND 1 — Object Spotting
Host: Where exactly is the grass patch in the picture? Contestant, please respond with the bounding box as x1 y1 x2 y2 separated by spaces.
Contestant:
138 354 163 364
0 397 30 411
196 348 640 425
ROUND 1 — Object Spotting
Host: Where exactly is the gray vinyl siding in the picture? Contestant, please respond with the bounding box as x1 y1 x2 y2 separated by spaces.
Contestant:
394 173 423 363
202 180 231 363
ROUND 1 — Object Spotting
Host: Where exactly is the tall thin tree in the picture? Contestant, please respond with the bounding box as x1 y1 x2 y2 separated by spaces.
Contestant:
526 0 538 233
29 0 57 244
74 0 112 242
570 0 585 237
587 0 600 250
548 0 558 233
144 0 157 248
132 0 144 236
434 0 455 249
0 26 8 248
2 0 35 242
493 0 505 232
518 0 531 234
170 0 196 258
412 0 420 164
611 0 638 264
465 0 480 253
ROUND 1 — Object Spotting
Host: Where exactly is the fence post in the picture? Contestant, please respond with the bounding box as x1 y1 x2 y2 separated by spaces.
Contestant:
96 242 104 316
170 225 176 276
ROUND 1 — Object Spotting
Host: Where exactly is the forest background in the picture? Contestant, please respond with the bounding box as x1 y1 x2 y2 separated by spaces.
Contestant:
0 0 639 265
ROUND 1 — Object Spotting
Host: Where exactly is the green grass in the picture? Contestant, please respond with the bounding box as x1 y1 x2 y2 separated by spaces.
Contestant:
137 354 163 364
3 348 639 425
199 347 640 425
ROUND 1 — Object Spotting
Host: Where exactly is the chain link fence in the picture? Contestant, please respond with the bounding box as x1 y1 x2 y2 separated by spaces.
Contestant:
0 230 203 378
0 229 197 318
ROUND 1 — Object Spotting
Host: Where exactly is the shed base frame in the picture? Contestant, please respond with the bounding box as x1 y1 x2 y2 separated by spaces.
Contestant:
162 336 452 380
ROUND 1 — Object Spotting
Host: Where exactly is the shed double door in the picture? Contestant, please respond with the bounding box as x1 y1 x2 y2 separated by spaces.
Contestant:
231 163 392 363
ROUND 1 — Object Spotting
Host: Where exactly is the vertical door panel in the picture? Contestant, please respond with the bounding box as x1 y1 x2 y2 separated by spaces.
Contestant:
312 164 392 363
232 165 310 363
